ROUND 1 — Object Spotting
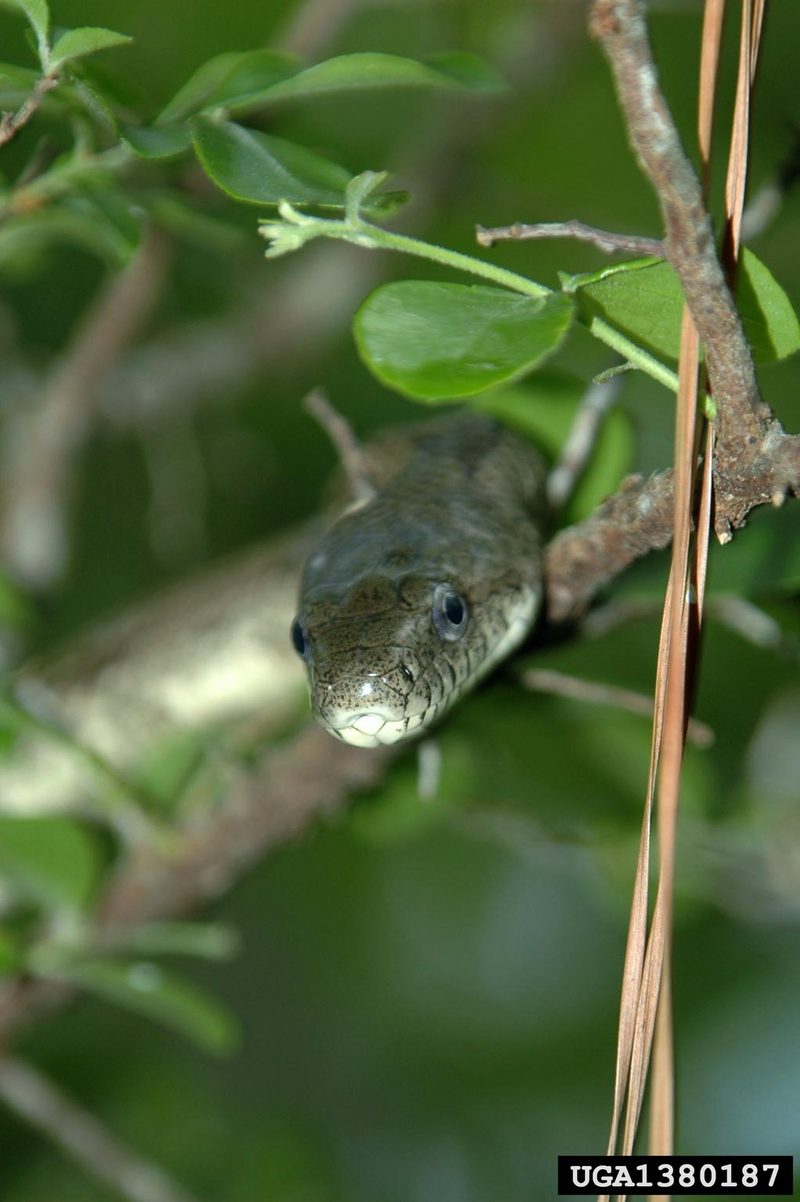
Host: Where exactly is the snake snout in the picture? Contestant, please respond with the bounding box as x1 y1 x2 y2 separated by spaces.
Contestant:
309 650 428 748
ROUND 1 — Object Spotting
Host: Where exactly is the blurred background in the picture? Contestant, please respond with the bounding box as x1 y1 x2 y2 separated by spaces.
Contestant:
0 1 799 1199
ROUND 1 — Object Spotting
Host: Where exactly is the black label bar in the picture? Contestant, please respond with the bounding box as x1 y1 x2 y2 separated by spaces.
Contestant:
557 1155 794 1195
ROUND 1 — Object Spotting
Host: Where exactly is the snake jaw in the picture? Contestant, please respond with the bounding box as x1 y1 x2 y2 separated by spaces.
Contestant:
324 713 409 748
321 702 434 748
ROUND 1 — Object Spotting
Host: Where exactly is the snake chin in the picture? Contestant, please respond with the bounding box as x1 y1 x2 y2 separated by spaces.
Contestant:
323 707 429 748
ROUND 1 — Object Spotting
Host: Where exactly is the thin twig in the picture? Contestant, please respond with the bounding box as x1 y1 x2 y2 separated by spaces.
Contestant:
0 1057 202 1202
0 76 57 149
547 375 622 511
520 668 713 748
0 225 169 586
303 388 376 504
476 219 663 258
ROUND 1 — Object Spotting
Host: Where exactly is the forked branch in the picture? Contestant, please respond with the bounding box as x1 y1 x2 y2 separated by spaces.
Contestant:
589 0 800 538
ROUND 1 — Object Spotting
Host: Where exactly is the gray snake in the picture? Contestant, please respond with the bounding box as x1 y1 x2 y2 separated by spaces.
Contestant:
291 413 548 747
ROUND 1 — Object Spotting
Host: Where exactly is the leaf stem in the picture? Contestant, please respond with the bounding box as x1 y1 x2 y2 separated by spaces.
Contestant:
588 316 680 393
360 225 551 298
260 197 697 400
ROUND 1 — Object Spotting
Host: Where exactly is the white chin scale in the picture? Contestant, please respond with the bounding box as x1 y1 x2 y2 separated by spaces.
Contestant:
324 708 427 748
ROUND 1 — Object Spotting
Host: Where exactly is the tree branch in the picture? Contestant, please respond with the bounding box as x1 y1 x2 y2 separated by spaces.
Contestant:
0 226 169 587
589 0 800 539
544 469 675 622
476 219 663 257
0 76 57 149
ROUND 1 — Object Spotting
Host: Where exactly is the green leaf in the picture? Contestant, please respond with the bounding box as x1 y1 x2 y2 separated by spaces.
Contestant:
354 282 574 400
231 51 504 112
2 0 49 65
190 116 352 208
424 50 506 90
121 122 192 160
159 49 501 125
469 373 634 521
571 250 800 365
48 26 131 70
341 168 408 220
0 816 101 914
50 959 240 1054
737 249 800 361
157 48 300 124
567 256 681 362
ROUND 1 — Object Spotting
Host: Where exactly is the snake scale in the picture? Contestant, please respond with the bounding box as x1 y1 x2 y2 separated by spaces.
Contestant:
291 412 548 747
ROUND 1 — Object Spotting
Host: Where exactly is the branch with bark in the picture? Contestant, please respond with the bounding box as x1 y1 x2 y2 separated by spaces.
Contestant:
589 0 800 540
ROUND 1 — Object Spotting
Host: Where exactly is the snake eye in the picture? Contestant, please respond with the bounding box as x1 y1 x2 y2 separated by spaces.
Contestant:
290 617 308 658
432 584 468 641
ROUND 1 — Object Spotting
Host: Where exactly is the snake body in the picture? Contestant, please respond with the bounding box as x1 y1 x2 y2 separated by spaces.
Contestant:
291 412 547 747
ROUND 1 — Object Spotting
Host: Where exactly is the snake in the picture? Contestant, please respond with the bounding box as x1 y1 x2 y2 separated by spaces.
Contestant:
290 412 548 747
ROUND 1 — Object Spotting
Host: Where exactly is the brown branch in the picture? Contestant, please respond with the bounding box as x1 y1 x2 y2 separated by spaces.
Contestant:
303 388 376 504
0 226 170 586
547 375 622 510
544 469 675 623
588 0 800 539
476 219 663 257
0 1056 201 1202
0 76 57 149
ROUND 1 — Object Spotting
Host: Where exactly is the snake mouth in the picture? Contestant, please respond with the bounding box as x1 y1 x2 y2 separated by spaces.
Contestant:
321 705 431 748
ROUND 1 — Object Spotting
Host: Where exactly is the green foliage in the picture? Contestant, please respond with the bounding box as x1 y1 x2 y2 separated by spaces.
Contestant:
0 816 101 914
158 49 500 125
47 27 132 70
0 61 39 87
156 47 300 124
0 38 495 267
191 118 355 209
45 958 240 1054
567 248 800 365
2 0 49 66
354 282 574 399
120 121 191 160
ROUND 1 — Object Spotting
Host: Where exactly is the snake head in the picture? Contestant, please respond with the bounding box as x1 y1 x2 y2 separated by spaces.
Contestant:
291 568 537 748
291 413 546 746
